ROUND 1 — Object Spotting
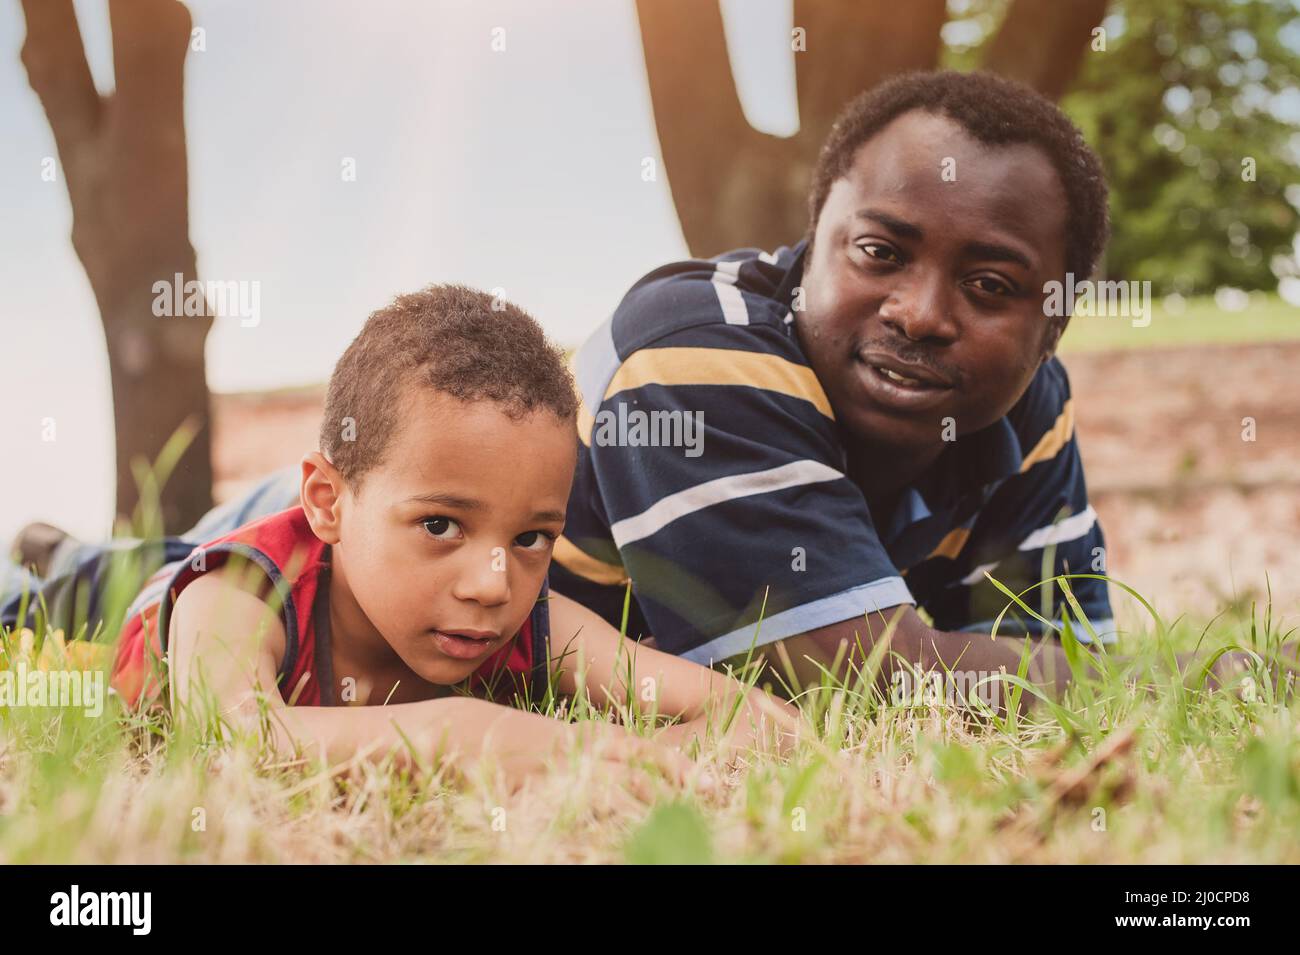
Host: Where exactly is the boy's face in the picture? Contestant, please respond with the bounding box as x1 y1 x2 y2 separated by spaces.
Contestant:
798 109 1068 454
316 388 576 686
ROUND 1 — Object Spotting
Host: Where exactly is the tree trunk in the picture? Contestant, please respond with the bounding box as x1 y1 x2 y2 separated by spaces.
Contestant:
636 0 1108 258
21 0 213 533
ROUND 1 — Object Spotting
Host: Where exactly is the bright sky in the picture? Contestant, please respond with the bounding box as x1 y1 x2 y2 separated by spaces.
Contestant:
0 0 797 543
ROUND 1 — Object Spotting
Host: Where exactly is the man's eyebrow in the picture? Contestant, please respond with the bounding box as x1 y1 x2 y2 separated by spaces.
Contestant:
854 208 923 240
531 510 567 524
855 209 1036 271
404 492 483 510
964 241 1034 271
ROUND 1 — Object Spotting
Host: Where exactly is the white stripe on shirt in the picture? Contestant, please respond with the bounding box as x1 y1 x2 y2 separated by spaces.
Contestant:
712 260 749 325
610 459 844 548
1017 505 1097 551
959 561 1000 586
681 577 916 665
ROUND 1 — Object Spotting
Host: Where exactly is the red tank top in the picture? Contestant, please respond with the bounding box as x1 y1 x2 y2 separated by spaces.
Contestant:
111 507 550 710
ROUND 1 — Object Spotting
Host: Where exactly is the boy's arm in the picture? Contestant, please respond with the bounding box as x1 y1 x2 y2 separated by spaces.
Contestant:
547 591 801 755
167 569 693 787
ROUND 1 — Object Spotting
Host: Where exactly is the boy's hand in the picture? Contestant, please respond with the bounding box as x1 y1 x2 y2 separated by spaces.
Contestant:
587 725 714 801
470 708 702 797
658 687 802 763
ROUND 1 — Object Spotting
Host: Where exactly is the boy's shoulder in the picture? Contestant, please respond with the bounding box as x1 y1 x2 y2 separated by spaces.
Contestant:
189 505 325 567
111 506 329 710
166 560 290 663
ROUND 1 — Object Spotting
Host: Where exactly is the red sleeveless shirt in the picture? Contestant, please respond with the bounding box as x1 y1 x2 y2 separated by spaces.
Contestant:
111 507 550 710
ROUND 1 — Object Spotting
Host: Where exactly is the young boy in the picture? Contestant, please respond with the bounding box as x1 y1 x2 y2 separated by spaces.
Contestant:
85 285 798 787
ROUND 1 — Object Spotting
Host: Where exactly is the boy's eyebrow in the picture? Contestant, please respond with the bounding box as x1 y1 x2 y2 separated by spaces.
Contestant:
404 493 566 524
405 492 483 510
855 208 1034 270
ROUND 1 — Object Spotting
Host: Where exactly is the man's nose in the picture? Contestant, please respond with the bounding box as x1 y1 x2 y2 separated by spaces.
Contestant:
450 546 512 607
879 271 957 343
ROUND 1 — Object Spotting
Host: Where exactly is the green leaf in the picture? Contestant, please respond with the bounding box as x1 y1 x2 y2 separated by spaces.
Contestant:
623 802 715 865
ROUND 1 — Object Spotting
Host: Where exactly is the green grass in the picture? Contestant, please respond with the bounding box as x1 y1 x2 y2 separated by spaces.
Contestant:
2 418 1298 865
1059 292 1299 353
1 582 1297 863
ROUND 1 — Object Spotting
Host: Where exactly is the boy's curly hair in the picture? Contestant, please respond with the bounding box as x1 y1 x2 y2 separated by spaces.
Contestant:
321 284 577 487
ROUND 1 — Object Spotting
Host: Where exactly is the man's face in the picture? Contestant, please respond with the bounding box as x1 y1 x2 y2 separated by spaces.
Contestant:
798 110 1068 454
331 389 576 685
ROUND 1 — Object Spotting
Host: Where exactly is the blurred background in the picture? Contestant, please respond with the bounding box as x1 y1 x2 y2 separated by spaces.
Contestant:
2 0 1298 629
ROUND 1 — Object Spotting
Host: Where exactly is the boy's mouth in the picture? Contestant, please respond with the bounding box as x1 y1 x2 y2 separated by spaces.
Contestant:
430 628 502 661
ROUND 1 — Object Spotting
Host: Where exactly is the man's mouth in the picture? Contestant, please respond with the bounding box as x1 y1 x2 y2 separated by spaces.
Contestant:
430 628 502 661
855 350 955 411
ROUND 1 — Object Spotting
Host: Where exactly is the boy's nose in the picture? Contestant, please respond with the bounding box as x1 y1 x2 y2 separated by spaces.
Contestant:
450 547 512 607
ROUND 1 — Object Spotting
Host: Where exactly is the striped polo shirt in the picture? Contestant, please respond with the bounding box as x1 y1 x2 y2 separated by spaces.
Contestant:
550 240 1114 664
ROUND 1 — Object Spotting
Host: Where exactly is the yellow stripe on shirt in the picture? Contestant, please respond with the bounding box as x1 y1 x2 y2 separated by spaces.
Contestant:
578 346 834 444
553 534 629 586
1019 399 1075 472
915 400 1076 564
925 526 972 562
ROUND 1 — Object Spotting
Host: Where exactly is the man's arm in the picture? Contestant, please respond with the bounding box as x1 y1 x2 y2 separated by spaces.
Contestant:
761 606 1299 713
754 605 1081 715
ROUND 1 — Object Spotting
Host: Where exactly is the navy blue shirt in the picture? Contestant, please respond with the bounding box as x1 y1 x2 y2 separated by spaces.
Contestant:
550 241 1113 664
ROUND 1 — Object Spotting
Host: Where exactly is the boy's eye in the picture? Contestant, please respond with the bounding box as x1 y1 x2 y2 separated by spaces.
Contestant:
514 530 554 552
421 516 463 541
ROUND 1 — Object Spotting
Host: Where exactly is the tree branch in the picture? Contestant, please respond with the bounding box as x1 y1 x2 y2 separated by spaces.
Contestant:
793 0 947 144
634 0 769 255
19 0 101 158
983 0 1110 100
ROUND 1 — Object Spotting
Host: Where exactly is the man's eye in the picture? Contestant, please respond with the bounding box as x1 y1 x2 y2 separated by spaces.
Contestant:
421 516 463 540
968 276 1013 296
858 242 901 264
514 530 554 552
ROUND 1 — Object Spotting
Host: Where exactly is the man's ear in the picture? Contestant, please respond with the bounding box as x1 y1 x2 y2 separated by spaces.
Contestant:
1040 318 1065 363
300 451 346 544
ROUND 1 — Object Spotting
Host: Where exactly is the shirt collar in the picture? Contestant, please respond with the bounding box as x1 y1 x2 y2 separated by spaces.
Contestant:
772 238 810 312
919 417 1025 508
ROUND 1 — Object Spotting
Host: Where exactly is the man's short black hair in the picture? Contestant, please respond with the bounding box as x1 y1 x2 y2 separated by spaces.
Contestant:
807 69 1110 282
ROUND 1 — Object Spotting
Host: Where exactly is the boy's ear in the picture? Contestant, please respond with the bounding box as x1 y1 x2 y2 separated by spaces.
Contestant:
300 452 346 544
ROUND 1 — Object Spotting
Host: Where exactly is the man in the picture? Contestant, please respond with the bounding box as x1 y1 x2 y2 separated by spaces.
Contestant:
551 70 1113 695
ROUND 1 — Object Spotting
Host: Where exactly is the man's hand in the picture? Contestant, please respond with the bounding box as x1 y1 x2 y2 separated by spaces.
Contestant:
760 605 1300 715
754 605 1071 716
1181 643 1300 699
